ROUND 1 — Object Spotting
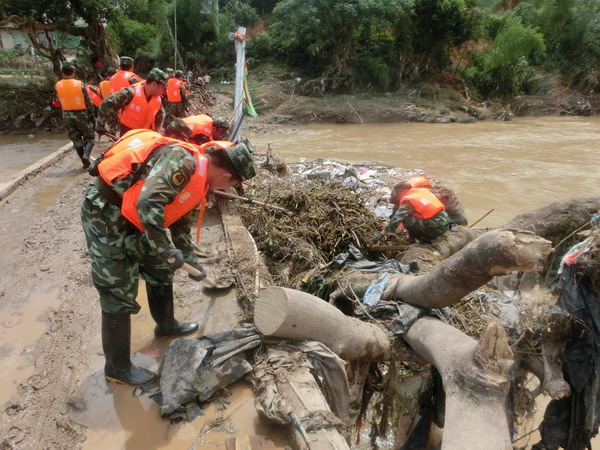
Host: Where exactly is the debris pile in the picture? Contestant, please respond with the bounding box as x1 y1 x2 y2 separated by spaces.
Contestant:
240 158 418 285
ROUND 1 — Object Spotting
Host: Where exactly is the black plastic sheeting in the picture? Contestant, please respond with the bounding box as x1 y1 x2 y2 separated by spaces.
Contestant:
534 264 600 450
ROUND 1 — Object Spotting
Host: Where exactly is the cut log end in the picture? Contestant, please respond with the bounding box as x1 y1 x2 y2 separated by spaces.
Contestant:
254 286 289 335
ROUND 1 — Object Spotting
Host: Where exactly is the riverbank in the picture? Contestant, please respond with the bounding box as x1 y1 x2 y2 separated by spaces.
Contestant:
1 66 598 135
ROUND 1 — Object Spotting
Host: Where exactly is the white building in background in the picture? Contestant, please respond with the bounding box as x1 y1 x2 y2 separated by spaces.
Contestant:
0 23 82 52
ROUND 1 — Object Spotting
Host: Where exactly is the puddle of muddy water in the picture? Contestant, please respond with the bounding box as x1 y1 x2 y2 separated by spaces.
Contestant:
0 287 60 404
72 282 286 449
0 134 69 179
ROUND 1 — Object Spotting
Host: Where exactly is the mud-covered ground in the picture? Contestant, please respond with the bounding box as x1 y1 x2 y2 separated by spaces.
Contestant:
0 144 280 449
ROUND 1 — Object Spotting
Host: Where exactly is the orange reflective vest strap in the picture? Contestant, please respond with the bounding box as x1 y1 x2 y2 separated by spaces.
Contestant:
166 78 183 102
119 82 162 131
183 115 213 139
99 80 111 99
121 149 209 231
110 70 136 94
86 85 103 107
55 79 86 111
401 188 445 220
197 140 234 154
407 176 430 188
98 130 169 183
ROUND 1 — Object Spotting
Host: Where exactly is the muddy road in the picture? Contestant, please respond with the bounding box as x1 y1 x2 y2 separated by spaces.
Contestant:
0 144 283 449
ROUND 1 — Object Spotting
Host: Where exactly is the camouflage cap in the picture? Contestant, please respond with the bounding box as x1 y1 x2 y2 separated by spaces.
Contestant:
164 117 192 141
174 69 184 78
61 61 75 71
147 68 168 86
224 142 256 181
119 56 134 66
214 117 230 129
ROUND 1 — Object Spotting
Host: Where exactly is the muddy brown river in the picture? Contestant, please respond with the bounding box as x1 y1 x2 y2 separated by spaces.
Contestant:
0 116 599 449
249 116 600 226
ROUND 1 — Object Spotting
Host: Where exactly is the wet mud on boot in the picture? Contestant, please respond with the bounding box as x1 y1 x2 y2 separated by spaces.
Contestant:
75 145 86 167
82 141 94 169
146 284 199 337
101 312 156 385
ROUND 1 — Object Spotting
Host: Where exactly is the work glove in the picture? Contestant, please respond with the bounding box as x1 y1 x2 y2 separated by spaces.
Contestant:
371 232 384 244
186 261 207 282
161 248 185 272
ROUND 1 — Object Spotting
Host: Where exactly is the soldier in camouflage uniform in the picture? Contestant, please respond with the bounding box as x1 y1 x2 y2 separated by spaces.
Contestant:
81 130 256 385
96 68 167 137
165 70 189 122
54 62 96 168
373 181 450 244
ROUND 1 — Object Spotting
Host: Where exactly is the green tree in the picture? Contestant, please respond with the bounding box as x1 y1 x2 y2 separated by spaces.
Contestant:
0 0 125 76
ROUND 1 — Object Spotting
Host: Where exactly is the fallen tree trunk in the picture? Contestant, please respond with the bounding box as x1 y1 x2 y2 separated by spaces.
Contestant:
255 287 391 361
403 318 514 449
502 197 600 245
330 229 552 309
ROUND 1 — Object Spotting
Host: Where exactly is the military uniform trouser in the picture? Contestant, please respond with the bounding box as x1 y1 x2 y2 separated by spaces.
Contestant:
65 114 95 151
81 184 175 314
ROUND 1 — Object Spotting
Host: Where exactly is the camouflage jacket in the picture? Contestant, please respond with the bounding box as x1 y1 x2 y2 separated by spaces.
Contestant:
54 80 95 120
97 87 164 132
385 202 450 235
109 144 201 262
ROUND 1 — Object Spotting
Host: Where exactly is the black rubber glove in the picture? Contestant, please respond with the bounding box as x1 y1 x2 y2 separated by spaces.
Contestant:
187 261 207 282
162 248 185 271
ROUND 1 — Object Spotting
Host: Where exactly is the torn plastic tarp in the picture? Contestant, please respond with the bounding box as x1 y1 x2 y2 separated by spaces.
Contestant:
158 325 262 419
253 341 351 427
331 245 409 273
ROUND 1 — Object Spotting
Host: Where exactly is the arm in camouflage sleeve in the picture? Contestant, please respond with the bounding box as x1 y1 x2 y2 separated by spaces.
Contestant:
170 206 199 265
154 103 165 131
81 83 95 116
180 85 189 106
97 88 134 130
384 202 413 234
136 146 198 255
129 75 141 85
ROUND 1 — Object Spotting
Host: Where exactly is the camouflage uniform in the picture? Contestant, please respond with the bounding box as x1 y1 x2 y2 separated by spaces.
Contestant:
165 82 189 122
55 84 96 155
385 203 450 243
96 88 165 136
81 144 199 314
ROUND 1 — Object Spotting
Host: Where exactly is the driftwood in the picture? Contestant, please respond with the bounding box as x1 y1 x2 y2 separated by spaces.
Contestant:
255 287 391 361
404 318 514 449
330 229 552 309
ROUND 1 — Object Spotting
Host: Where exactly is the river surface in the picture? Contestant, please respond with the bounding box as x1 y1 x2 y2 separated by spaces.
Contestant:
249 116 600 226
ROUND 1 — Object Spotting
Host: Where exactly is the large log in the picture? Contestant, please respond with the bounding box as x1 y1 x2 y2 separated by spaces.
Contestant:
330 229 552 309
255 287 391 361
403 318 514 449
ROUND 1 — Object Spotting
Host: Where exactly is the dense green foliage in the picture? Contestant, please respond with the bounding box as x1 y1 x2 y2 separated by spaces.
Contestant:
3 0 600 98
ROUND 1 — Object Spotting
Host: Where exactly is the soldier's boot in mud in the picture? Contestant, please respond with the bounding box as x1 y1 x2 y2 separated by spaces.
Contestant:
146 284 199 337
81 141 94 169
75 146 86 166
101 312 157 385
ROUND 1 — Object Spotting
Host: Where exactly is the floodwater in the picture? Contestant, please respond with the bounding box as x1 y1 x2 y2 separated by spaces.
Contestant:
0 134 68 179
249 116 600 227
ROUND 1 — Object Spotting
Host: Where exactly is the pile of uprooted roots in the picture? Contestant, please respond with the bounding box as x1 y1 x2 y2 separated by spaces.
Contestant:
240 171 406 285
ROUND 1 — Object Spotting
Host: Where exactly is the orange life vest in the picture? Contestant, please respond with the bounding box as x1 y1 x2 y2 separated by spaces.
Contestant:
98 129 208 231
119 82 162 131
166 78 183 102
400 188 445 220
99 80 112 99
86 85 103 107
110 70 136 94
197 140 234 154
55 79 86 111
407 176 430 188
183 115 214 140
